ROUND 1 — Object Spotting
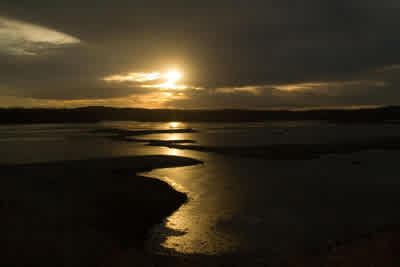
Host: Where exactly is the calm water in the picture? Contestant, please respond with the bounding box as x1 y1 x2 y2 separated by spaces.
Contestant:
2 121 400 258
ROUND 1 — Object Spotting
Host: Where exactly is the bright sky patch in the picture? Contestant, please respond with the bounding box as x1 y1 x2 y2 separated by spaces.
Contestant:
0 16 80 56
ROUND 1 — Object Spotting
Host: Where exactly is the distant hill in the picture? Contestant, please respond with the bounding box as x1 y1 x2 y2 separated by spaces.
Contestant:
0 106 400 124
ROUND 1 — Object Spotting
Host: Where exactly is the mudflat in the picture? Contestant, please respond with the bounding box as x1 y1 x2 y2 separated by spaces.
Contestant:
0 155 201 267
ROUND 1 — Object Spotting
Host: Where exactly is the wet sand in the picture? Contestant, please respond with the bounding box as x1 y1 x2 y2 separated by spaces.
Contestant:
0 156 201 267
100 127 400 160
100 227 400 267
151 137 400 160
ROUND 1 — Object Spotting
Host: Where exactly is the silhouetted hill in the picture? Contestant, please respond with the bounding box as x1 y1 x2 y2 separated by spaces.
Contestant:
1 106 400 124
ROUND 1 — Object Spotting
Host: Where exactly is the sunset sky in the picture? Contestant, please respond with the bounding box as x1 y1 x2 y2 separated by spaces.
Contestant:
1 1 400 109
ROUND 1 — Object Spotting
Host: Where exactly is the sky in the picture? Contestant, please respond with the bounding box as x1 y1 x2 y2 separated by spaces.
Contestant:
0 0 400 109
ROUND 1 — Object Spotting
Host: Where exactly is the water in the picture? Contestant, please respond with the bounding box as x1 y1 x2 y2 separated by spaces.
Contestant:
2 121 400 259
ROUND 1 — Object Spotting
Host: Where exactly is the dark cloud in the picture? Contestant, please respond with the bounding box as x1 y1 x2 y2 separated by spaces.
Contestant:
0 0 399 108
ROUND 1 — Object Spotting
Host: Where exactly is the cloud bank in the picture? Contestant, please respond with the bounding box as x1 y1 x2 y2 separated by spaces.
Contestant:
0 0 399 109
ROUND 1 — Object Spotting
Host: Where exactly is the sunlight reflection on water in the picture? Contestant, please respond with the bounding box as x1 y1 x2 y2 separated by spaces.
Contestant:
166 148 184 157
142 162 242 255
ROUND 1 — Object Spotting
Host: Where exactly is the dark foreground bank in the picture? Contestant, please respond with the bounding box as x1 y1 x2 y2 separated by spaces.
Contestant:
0 156 201 267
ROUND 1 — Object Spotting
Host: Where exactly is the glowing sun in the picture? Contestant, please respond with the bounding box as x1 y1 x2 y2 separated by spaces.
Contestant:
164 71 182 83
160 71 186 89
169 122 179 128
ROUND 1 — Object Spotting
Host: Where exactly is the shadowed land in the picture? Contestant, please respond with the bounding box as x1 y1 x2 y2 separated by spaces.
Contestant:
0 156 201 267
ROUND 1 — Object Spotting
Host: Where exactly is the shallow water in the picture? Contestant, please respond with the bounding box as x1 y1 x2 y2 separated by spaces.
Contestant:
145 150 400 258
2 121 400 259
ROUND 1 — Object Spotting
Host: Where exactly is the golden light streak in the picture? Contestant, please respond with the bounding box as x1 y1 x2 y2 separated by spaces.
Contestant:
103 70 187 90
103 72 161 82
273 80 379 91
216 86 261 94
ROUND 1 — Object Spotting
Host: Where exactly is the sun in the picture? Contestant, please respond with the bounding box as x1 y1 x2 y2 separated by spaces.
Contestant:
159 70 186 89
164 71 182 83
169 122 179 128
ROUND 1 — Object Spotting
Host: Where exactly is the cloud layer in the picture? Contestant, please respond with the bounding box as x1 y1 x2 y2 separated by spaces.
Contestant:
0 1 399 109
